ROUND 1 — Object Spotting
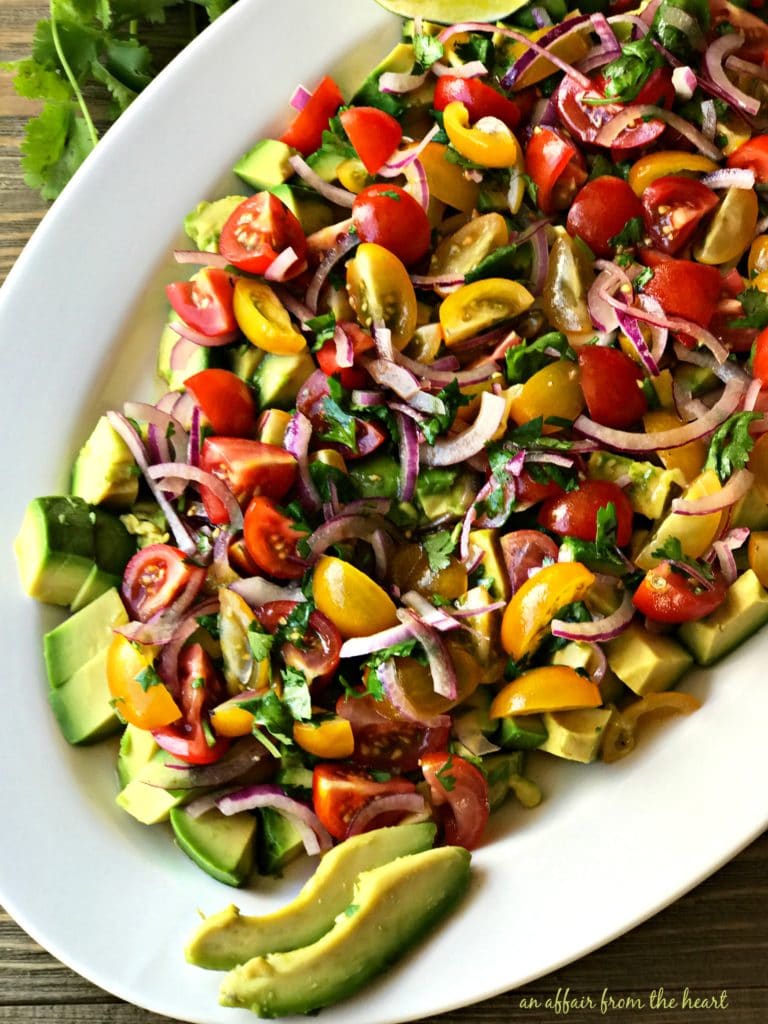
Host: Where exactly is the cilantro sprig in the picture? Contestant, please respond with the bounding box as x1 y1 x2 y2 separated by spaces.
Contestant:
705 412 761 483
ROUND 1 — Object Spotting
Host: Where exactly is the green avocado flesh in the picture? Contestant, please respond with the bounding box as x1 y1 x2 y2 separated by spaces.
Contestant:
170 807 257 888
218 845 471 1017
185 822 437 970
678 569 768 666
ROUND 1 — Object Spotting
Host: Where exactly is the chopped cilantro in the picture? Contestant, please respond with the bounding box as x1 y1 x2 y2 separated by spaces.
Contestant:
274 599 315 649
651 536 715 582
608 216 644 251
435 755 457 793
464 242 531 285
320 377 358 452
635 265 654 289
505 331 573 386
423 529 457 573
239 691 295 749
730 287 768 330
601 36 665 104
652 0 710 59
190 676 206 690
196 612 220 640
247 622 275 663
281 666 312 722
307 311 337 351
344 904 361 918
413 31 444 69
361 641 419 673
134 665 163 692
705 412 761 482
420 378 472 445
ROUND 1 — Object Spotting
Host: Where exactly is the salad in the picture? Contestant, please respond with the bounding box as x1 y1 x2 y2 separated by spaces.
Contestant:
13 0 768 1012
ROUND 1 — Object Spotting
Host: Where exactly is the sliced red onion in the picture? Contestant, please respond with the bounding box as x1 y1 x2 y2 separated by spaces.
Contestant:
305 231 359 313
401 590 462 634
284 411 321 512
703 32 761 117
711 540 738 585
431 59 488 79
366 357 420 400
701 98 717 140
726 55 768 82
331 325 354 369
744 378 763 413
288 154 355 208
397 608 458 700
701 167 756 190
459 504 477 563
448 325 512 355
264 246 306 283
230 576 306 608
671 469 754 516
379 69 429 94
168 337 202 376
660 4 704 50
574 378 745 452
410 272 465 290
376 659 451 729
173 249 231 269
373 322 395 361
379 124 441 176
672 65 698 100
577 43 619 74
430 354 460 371
396 411 419 502
453 710 500 756
147 462 243 530
306 512 400 561
637 293 669 366
351 388 385 407
473 473 517 530
339 623 414 659
475 17 592 91
124 401 189 457
594 104 722 160
588 268 623 333
615 309 660 376
531 4 552 27
156 736 269 793
187 403 201 468
370 528 392 580
305 217 355 255
395 351 498 386
586 641 608 684
289 83 311 110
345 792 429 838
605 291 728 363
168 320 239 348
217 785 332 855
672 341 752 387
551 589 634 642
403 157 430 211
389 401 426 423
107 411 197 555
421 391 507 467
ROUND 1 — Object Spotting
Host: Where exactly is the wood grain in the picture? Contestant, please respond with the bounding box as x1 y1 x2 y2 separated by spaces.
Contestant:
1 1 767 1020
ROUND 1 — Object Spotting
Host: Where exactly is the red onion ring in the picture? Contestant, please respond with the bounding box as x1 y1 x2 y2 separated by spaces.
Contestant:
671 469 754 516
146 462 243 530
345 792 429 839
217 785 333 855
421 391 507 467
551 589 634 642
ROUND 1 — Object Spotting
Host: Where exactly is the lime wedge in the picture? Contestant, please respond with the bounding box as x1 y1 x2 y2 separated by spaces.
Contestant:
374 0 528 24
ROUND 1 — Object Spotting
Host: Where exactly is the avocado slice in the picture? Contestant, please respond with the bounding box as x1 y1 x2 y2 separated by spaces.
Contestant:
170 807 257 888
606 622 693 695
234 140 295 191
117 723 160 788
539 708 614 764
48 645 122 745
44 586 127 688
115 749 190 825
468 528 511 600
258 807 305 876
218 845 471 1017
185 822 437 970
587 451 685 521
15 496 97 606
252 350 316 410
184 195 247 253
69 564 122 613
71 415 139 511
498 713 548 750
678 569 768 666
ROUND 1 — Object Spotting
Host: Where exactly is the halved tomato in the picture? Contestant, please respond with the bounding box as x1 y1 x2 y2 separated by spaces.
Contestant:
152 643 230 764
312 763 418 840
185 369 256 438
577 345 648 428
641 175 719 254
524 127 587 214
243 497 308 580
280 75 345 156
121 544 205 622
165 268 236 338
199 437 297 524
340 107 402 175
421 752 490 850
538 480 634 546
566 177 644 258
255 599 341 683
640 259 722 327
633 564 727 623
219 193 307 277
336 692 450 772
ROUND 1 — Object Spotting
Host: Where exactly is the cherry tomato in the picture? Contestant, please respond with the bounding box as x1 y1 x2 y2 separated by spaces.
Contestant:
500 529 560 595
421 752 490 851
219 193 307 277
351 184 431 267
121 543 205 622
312 763 417 840
555 74 665 151
524 127 587 214
255 599 341 685
152 644 230 765
727 135 768 183
577 346 648 428
106 634 181 730
632 563 727 623
199 437 297 524
280 75 345 156
336 693 451 773
185 369 256 438
752 327 768 385
243 496 307 580
566 176 645 258
165 268 236 338
641 175 719 254
538 480 634 547
634 67 676 109
710 298 757 354
315 322 375 389
640 259 722 327
346 242 418 350
515 469 565 507
340 107 402 175
433 75 523 130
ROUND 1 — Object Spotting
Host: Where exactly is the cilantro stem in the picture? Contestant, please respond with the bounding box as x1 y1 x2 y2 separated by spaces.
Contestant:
49 0 99 150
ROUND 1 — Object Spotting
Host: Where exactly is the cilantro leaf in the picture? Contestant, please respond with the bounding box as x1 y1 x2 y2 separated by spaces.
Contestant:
602 36 664 103
652 0 710 59
464 242 531 285
134 664 163 692
361 641 419 674
320 377 358 452
608 216 644 251
651 536 715 582
19 102 94 200
274 599 314 649
435 755 457 793
705 412 761 482
505 331 573 385
307 311 337 351
423 530 457 573
247 622 275 663
420 378 472 445
281 666 312 722
238 691 294 747
730 287 768 330
413 31 444 69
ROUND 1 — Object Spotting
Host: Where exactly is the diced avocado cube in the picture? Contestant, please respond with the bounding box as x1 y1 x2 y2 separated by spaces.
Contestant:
258 807 305 876
606 622 693 695
306 148 345 183
116 778 188 825
539 708 614 764
119 502 169 550
678 569 768 666
93 508 136 577
48 646 121 745
270 183 334 236
170 806 257 887
731 487 768 531
230 342 265 384
483 751 525 811
184 195 247 253
253 350 315 410
44 586 128 688
234 139 295 191
587 451 685 520
468 528 510 601
348 453 401 500
15 496 97 606
157 314 228 391
416 470 475 521
498 713 548 750
454 585 503 682
71 416 139 510
69 564 122 613
117 724 160 788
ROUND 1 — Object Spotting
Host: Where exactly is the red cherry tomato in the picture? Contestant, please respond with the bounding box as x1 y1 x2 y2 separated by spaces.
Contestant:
710 298 757 354
524 127 587 214
316 322 375 389
433 75 523 130
280 75 345 156
634 67 675 109
500 529 560 595
336 693 451 773
515 469 565 506
153 644 230 765
165 268 236 338
243 497 308 580
312 764 417 840
219 193 307 277
255 599 341 685
340 107 403 175
199 437 297 524
420 752 490 851
185 369 256 438
555 74 665 151
641 175 719 254
752 327 768 385
640 258 722 327
351 184 431 267
121 544 205 622
538 480 634 547
566 176 645 258
632 564 727 623
727 134 768 183
577 346 648 428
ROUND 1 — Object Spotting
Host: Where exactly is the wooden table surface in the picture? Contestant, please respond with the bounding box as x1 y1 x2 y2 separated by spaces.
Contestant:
1 1 767 1021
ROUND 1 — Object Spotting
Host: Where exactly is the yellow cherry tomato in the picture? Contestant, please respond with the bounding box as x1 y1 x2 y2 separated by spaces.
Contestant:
601 691 701 763
106 634 181 730
233 278 306 355
439 278 534 346
337 158 372 194
346 242 417 350
443 101 521 168
748 234 768 277
643 409 706 482
541 233 594 335
210 697 256 738
293 716 355 758
420 142 479 212
748 531 768 587
219 588 271 697
627 150 718 197
508 359 584 429
693 187 758 265
490 665 602 718
312 554 398 639
635 469 723 569
390 644 483 719
752 269 768 295
501 562 595 661
429 213 510 289
503 17 590 90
